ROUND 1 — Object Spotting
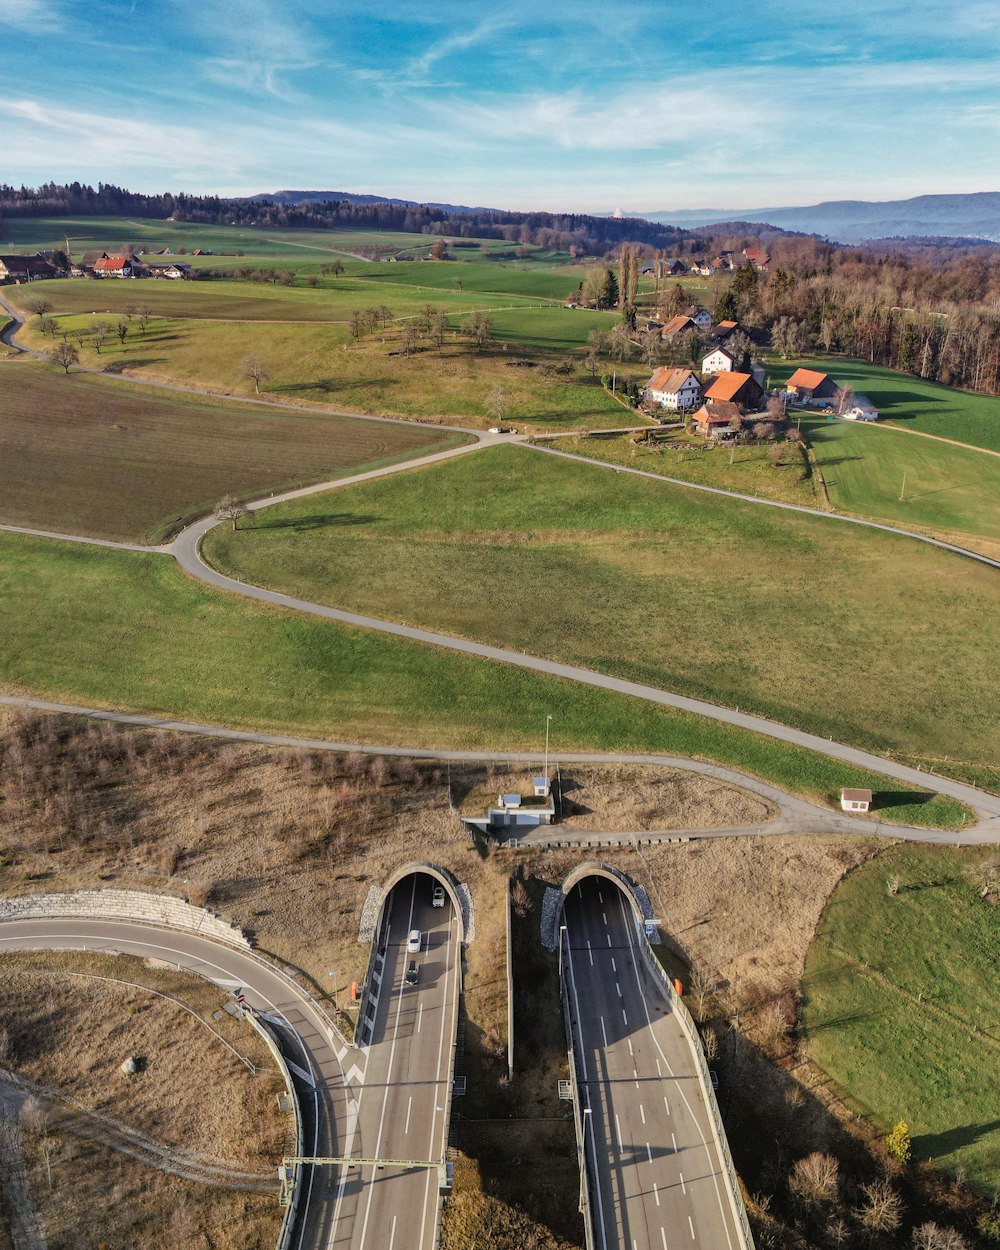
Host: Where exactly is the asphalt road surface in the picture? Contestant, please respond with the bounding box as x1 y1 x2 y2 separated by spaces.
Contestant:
0 880 461 1250
564 879 746 1250
333 872 460 1250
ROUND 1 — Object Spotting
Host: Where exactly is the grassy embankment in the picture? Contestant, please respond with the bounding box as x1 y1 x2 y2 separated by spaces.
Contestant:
767 355 1000 453
803 843 1000 1188
0 361 469 543
205 444 999 793
0 530 970 828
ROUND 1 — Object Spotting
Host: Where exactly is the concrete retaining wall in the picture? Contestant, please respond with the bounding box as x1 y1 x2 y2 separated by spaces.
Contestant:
0 891 251 950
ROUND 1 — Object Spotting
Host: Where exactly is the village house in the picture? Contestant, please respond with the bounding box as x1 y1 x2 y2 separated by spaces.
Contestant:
644 367 703 412
92 253 143 278
701 346 735 374
685 306 714 331
786 368 841 404
743 246 770 270
661 314 696 339
0 254 57 282
704 371 764 410
691 402 742 439
711 319 741 342
147 262 191 280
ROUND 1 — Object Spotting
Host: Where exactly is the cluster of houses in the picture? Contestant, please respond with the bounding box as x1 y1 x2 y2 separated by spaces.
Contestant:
640 245 770 280
0 250 192 283
644 350 878 435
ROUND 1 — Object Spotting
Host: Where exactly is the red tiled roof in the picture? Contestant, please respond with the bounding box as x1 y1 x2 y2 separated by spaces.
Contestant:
94 255 129 272
787 367 829 390
646 368 699 394
662 314 695 336
693 402 740 425
704 372 754 402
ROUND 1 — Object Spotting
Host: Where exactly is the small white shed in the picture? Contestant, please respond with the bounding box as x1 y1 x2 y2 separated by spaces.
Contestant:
840 788 873 813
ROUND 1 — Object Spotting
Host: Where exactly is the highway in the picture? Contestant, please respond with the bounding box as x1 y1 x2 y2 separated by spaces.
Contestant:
563 877 746 1250
335 873 461 1250
0 874 461 1250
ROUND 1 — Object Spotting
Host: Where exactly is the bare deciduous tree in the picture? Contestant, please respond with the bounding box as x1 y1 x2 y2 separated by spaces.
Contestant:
241 357 269 394
856 1178 903 1234
789 1152 840 1209
215 495 249 531
91 321 109 354
485 384 512 426
912 1222 968 1250
51 342 79 374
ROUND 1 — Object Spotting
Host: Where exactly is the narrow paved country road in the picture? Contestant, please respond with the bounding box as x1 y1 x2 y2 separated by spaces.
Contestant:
564 877 747 1250
0 917 354 1250
0 693 996 845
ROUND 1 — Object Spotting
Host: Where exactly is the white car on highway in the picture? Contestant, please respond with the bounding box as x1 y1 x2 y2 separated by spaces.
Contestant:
432 885 445 908
407 929 421 953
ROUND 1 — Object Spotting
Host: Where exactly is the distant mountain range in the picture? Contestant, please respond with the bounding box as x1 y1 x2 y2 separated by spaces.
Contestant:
633 192 1000 244
245 189 495 215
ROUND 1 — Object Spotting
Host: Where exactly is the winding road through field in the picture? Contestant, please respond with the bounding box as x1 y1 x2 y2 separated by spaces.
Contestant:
2 288 999 841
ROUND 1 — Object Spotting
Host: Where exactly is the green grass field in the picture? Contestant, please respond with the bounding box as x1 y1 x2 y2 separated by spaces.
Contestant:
768 356 1000 453
546 431 821 507
16 310 634 432
799 413 1000 555
0 360 467 542
0 531 968 828
803 844 1000 1187
203 445 1000 785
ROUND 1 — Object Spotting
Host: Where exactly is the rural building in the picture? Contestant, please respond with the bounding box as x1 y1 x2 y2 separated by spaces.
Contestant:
691 402 741 438
786 368 841 403
0 254 57 282
661 314 696 338
709 255 735 274
842 394 879 421
743 246 770 269
93 254 141 278
644 367 703 411
704 371 764 410
750 361 767 390
711 319 741 341
661 258 687 276
840 788 873 813
684 306 714 331
701 347 735 374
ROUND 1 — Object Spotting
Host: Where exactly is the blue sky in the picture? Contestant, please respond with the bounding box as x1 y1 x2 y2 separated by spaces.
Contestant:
3 0 1000 211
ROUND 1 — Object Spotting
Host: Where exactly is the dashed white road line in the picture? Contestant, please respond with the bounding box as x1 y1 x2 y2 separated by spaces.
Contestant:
646 1142 653 1164
614 1114 623 1151
417 1003 423 1034
688 1214 696 1240
679 1171 687 1194
671 1132 678 1153
404 1096 412 1135
653 1181 661 1207
664 1095 670 1116
600 1016 609 1047
639 1104 646 1125
661 1229 669 1250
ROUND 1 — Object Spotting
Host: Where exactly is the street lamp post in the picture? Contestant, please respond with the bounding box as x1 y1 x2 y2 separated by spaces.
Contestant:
544 713 553 780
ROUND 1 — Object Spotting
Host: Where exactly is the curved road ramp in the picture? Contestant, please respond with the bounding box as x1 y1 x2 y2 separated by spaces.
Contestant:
559 867 753 1250
0 876 463 1250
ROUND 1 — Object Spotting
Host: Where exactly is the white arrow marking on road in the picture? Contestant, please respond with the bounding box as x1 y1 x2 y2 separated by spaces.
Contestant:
343 1063 365 1087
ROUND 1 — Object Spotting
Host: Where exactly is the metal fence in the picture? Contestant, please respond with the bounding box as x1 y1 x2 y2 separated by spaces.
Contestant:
631 916 756 1250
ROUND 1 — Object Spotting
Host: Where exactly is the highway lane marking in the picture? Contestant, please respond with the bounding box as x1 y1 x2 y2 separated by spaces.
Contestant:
653 1181 660 1207
356 878 417 1249
627 1037 634 1057
679 1171 687 1194
622 1009 629 1027
614 893 737 1250
656 1059 662 1076
417 1003 423 1034
664 1096 670 1116
600 1016 609 1047
639 1104 646 1124
588 940 594 967
614 1114 623 1151
611 957 617 973
661 1229 669 1249
689 1215 696 1240
646 1142 653 1163
616 981 622 998
672 1132 677 1152
598 889 604 903
404 1096 412 1135
388 1215 397 1250
603 912 608 925
563 922 608 1250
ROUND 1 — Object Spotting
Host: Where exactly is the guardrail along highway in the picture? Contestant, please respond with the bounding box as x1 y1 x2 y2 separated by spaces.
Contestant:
562 876 749 1250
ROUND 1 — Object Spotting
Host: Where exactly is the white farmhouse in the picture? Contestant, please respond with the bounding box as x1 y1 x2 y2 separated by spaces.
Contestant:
644 367 703 412
701 347 735 374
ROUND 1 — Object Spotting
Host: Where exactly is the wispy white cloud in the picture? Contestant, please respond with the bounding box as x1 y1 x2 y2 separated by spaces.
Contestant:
0 0 61 31
186 0 323 99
